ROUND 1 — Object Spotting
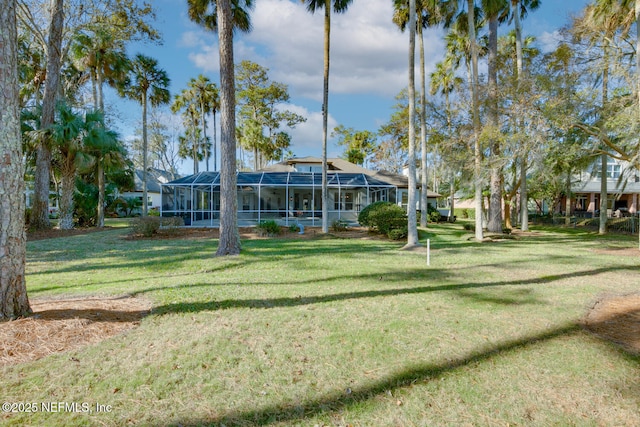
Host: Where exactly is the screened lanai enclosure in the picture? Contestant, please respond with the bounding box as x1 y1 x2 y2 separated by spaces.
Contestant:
161 172 398 227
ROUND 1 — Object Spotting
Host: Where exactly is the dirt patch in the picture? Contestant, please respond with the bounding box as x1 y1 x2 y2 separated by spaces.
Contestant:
583 293 640 355
592 247 640 257
27 226 116 241
0 296 151 366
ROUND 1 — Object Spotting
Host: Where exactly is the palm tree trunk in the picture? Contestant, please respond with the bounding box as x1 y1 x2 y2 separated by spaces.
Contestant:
0 0 31 320
213 111 218 171
468 0 483 240
419 22 428 228
58 165 75 230
142 94 149 216
216 0 240 256
520 156 528 230
31 0 64 230
97 159 105 227
514 0 529 231
321 0 331 234
487 15 503 233
405 0 419 247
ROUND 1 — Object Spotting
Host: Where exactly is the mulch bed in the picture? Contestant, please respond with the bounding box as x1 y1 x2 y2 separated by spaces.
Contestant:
583 292 640 355
0 296 151 366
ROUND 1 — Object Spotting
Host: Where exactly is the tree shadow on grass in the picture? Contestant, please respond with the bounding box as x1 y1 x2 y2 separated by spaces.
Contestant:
149 264 640 316
170 323 584 426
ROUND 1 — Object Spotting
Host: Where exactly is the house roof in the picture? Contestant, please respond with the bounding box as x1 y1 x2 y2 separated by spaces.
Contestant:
166 171 396 188
261 157 440 197
133 168 179 193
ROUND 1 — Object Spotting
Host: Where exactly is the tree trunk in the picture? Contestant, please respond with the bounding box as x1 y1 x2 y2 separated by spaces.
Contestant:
565 170 572 226
404 0 419 248
487 15 503 233
213 111 217 171
0 0 31 320
31 0 64 230
58 165 75 230
320 0 331 234
142 94 149 216
467 0 483 241
419 22 428 228
216 0 240 256
96 159 105 227
599 153 608 234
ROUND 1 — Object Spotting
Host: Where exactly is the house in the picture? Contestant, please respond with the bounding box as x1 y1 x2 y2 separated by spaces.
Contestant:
160 157 439 227
564 158 640 217
121 168 179 212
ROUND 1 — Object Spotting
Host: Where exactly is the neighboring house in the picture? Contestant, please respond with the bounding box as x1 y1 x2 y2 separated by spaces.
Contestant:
563 158 640 217
25 182 59 216
161 157 439 227
122 168 179 212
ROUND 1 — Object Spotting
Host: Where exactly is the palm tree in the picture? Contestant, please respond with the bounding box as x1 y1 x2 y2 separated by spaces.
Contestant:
431 59 463 222
187 0 254 256
70 26 130 112
172 85 202 174
172 75 220 173
119 54 170 216
83 119 125 228
49 105 103 230
189 75 219 172
1 0 32 320
302 0 354 234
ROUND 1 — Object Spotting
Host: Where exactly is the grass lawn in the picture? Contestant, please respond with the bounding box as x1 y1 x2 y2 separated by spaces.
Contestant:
2 221 639 426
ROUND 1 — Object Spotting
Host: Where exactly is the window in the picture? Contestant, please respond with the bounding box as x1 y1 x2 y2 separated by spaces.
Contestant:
594 158 622 179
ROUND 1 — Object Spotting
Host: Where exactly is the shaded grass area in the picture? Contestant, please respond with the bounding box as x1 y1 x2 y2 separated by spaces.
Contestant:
3 222 639 426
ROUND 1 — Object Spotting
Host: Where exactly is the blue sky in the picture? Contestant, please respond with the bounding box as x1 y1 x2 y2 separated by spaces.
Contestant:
108 0 591 175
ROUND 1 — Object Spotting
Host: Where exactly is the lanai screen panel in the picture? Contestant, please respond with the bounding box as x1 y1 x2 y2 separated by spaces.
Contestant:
161 171 396 226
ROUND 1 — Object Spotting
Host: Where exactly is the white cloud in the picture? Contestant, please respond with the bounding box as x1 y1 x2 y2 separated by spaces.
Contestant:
538 30 563 53
176 0 444 101
281 103 339 156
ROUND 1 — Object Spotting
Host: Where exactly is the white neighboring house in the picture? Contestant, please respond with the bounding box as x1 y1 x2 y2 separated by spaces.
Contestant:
121 168 179 212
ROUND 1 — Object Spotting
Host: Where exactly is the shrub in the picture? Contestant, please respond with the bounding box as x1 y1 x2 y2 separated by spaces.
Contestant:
289 223 300 233
358 201 390 227
388 226 408 240
130 216 161 237
331 219 349 232
159 216 184 236
359 201 407 237
256 220 281 236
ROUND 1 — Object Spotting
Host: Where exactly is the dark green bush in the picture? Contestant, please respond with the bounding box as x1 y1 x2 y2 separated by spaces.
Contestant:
426 203 441 223
358 201 390 227
257 220 281 236
388 226 408 240
130 216 161 237
359 201 407 238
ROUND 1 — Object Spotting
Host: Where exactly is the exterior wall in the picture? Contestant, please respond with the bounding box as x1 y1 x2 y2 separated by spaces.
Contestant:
121 191 161 211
